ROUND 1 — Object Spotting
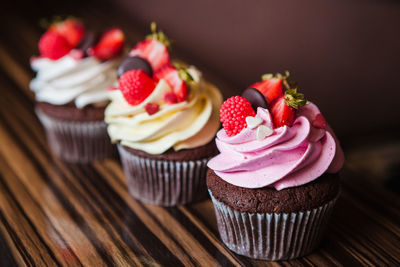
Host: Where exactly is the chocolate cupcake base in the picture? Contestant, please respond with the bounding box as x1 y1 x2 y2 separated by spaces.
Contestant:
36 108 116 163
209 191 338 260
118 144 211 206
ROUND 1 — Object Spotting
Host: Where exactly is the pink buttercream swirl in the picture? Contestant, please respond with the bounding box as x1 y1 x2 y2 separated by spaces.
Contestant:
207 103 344 190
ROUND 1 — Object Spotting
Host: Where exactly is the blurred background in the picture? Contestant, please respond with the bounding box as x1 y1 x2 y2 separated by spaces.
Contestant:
2 0 400 189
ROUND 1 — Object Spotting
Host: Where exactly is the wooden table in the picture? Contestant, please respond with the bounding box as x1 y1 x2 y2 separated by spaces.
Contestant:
0 8 400 267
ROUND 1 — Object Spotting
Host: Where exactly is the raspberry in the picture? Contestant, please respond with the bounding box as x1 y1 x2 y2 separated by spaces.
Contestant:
119 70 156 105
38 31 73 60
220 96 256 136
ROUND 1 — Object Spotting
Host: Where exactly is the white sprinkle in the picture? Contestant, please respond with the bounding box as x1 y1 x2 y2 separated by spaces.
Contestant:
246 116 263 129
256 125 273 140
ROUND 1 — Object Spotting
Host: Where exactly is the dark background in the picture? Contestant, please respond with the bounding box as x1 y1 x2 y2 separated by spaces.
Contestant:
3 0 400 142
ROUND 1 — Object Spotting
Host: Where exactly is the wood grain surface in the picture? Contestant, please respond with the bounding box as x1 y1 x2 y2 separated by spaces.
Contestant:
0 8 400 267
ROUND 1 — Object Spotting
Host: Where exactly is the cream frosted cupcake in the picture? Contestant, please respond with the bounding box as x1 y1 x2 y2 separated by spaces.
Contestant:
105 24 222 206
207 72 344 260
30 18 125 162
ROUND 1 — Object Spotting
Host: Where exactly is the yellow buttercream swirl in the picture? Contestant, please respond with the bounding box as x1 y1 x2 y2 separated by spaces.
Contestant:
105 67 222 154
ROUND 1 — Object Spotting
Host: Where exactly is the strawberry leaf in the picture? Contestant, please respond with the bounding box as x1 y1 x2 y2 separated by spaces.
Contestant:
261 73 274 80
261 70 290 81
284 88 308 109
172 62 194 84
146 22 171 49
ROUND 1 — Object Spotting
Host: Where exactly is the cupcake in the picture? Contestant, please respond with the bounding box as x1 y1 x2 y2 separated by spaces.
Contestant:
105 23 222 206
30 18 125 163
207 72 344 260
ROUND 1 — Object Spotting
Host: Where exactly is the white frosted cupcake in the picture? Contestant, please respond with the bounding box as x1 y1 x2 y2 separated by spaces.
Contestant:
30 18 125 163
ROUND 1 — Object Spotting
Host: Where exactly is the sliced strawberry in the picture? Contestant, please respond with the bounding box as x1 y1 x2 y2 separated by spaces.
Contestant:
49 19 85 47
250 78 283 103
154 65 188 102
88 28 125 60
130 38 170 71
269 96 295 128
269 88 308 128
163 92 178 104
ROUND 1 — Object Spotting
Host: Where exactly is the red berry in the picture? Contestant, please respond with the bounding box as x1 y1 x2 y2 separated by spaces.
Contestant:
220 96 256 136
312 113 327 129
38 31 73 60
49 19 84 47
163 92 178 104
155 65 188 102
269 96 295 128
250 77 283 103
130 38 170 71
145 103 160 115
89 28 125 60
119 70 156 105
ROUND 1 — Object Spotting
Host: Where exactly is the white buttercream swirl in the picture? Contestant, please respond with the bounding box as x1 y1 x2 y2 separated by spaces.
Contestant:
30 52 119 108
105 67 222 154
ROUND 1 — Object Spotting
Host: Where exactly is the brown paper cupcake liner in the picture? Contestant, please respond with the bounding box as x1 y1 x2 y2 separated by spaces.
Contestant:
118 144 210 206
36 108 116 163
209 190 339 260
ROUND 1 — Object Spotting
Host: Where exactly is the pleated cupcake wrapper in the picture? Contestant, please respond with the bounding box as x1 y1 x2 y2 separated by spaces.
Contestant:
36 108 116 163
209 190 339 260
118 144 210 206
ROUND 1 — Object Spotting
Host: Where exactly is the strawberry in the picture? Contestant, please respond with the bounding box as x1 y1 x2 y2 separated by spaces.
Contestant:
88 28 125 60
163 92 178 104
154 65 188 102
250 71 294 103
250 78 283 103
49 18 85 47
38 31 73 60
269 96 295 128
119 70 156 105
129 22 171 71
269 88 307 128
220 96 256 136
130 38 170 71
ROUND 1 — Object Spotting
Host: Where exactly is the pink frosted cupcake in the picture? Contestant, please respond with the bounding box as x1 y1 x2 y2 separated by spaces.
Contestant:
207 72 344 260
30 18 125 162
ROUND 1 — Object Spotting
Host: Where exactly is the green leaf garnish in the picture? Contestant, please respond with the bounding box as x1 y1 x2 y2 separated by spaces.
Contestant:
173 62 194 84
261 71 290 81
146 22 172 49
284 88 308 109
260 70 308 108
261 73 273 80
